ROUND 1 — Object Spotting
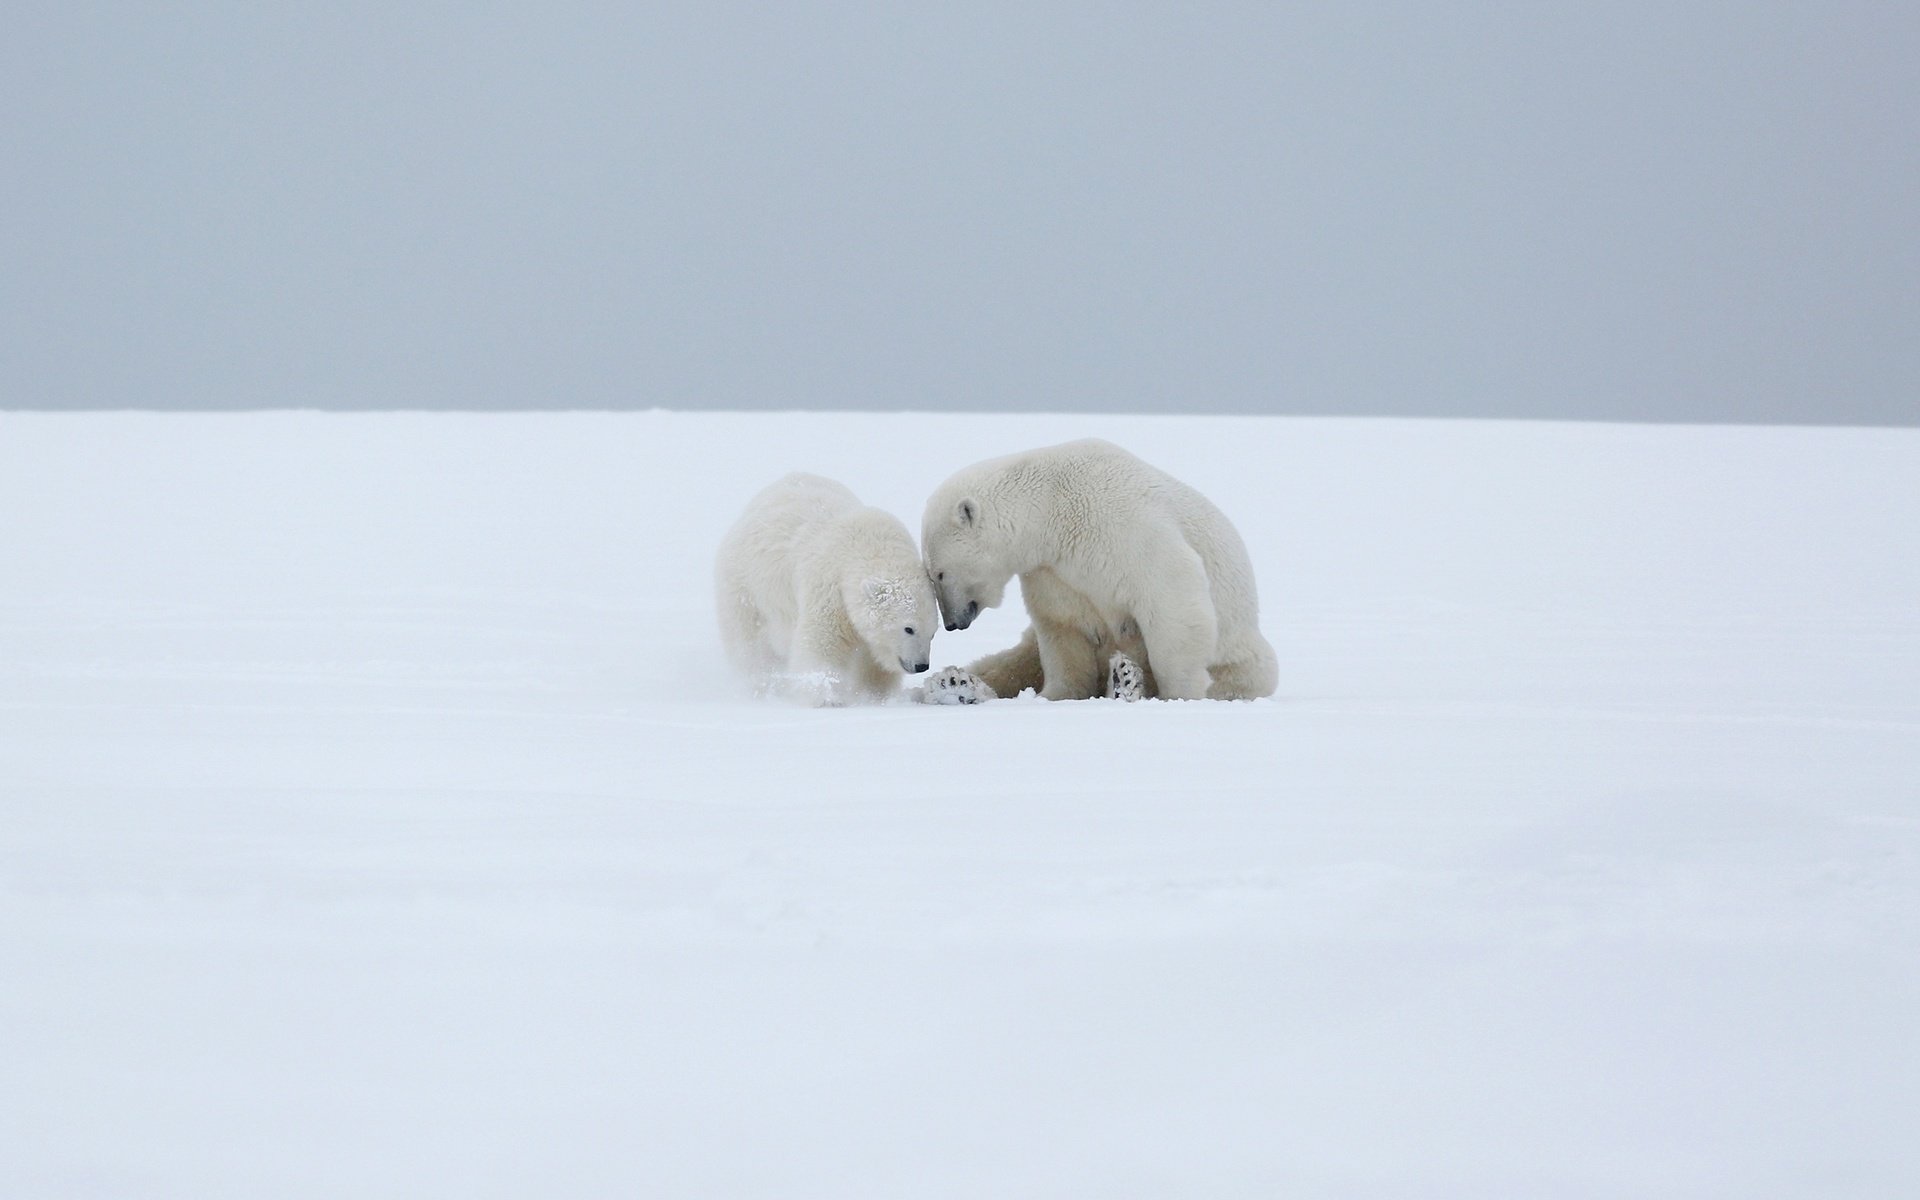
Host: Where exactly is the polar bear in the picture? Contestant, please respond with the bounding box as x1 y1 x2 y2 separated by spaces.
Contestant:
715 473 991 705
921 439 1278 702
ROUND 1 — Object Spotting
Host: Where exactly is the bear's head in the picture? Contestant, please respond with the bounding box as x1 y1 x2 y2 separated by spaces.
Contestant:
922 490 1010 632
844 573 939 675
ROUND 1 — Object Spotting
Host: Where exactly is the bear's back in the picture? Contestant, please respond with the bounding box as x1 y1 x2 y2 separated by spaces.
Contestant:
733 471 860 549
718 472 862 604
1029 440 1262 629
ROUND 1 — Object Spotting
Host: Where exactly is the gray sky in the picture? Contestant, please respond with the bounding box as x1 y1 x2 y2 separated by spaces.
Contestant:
4 2 1916 423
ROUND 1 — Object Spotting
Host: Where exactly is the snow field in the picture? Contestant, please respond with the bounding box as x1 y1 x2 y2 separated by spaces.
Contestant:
2 412 1916 1197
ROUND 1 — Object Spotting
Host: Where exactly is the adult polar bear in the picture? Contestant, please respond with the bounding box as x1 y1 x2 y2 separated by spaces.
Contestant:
715 473 988 705
922 439 1278 701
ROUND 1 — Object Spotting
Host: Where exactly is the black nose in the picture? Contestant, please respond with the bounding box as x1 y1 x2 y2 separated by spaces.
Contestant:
944 623 956 632
913 662 930 674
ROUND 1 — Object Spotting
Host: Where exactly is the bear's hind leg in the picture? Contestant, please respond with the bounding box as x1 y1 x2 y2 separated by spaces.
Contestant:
1129 536 1219 700
716 589 780 689
1207 635 1279 700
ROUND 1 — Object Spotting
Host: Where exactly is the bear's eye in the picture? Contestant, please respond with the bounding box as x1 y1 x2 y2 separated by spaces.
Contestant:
935 572 944 581
904 626 915 636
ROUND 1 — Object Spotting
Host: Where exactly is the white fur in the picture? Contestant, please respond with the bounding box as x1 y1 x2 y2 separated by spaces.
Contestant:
922 439 1278 701
715 473 939 705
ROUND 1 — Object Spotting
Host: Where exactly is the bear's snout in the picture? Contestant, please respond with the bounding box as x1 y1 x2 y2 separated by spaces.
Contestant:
943 598 979 632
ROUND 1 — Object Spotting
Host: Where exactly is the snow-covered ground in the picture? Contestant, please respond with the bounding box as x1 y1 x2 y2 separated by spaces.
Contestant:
2 411 1916 1198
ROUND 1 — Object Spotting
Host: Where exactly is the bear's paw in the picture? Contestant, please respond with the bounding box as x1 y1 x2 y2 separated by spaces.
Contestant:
921 667 996 705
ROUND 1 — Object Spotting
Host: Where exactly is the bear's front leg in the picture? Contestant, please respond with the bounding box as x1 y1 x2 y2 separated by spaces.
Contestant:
845 652 905 704
785 620 860 706
1035 618 1103 700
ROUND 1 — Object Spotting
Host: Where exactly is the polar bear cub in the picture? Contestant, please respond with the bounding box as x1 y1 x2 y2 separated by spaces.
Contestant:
716 473 989 705
922 439 1278 702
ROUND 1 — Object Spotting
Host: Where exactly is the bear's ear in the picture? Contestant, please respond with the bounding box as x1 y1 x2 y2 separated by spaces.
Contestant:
956 498 977 528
